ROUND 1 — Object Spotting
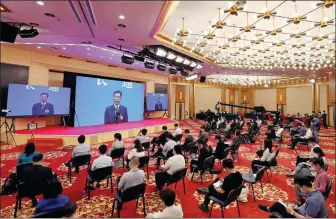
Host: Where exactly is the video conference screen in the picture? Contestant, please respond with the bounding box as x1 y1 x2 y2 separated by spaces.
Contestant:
146 93 168 111
6 84 71 117
75 76 145 127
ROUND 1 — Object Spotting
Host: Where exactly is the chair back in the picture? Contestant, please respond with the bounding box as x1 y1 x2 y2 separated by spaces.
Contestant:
90 166 112 181
16 163 33 181
110 148 125 159
121 183 146 203
141 142 150 150
166 149 174 159
174 134 183 142
324 163 328 172
33 206 67 218
269 212 283 218
138 156 150 168
17 180 48 198
203 155 215 170
220 148 230 160
225 184 243 205
323 181 332 199
170 168 187 183
72 154 91 167
255 167 266 182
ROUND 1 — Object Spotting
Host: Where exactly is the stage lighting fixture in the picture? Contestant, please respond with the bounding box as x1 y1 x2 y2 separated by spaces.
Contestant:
196 63 203 69
186 74 198 80
169 67 177 75
175 56 184 63
183 59 191 65
190 61 197 68
134 55 145 62
156 48 167 57
121 53 134 65
180 70 189 76
167 52 176 60
309 78 316 83
19 27 39 38
157 63 166 71
144 59 155 69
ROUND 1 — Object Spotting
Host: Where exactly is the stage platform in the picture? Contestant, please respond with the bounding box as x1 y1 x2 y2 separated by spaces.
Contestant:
6 118 176 147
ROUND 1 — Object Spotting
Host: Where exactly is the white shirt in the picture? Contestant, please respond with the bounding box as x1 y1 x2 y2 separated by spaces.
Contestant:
135 135 150 144
260 148 274 162
216 120 222 129
72 143 90 158
109 140 124 154
163 140 176 156
147 205 183 218
276 128 284 137
256 120 262 127
309 144 320 158
303 128 313 139
163 154 185 175
127 148 146 160
91 154 113 171
172 127 182 137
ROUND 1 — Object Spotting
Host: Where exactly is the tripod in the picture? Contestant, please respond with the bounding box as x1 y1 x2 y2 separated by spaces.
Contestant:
162 110 168 118
0 116 16 145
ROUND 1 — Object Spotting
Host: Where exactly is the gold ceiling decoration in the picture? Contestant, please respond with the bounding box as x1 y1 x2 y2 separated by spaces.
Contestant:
204 21 215 40
240 12 256 32
313 26 329 41
314 7 334 28
290 25 306 38
230 25 241 42
258 1 276 19
176 18 190 37
316 0 335 8
266 16 282 35
287 2 307 24
212 8 225 29
224 1 244 16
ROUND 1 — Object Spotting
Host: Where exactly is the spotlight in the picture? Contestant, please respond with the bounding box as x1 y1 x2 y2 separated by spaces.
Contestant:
121 53 134 65
157 63 166 71
175 56 184 63
167 52 176 60
134 55 145 62
19 27 39 38
190 62 197 68
196 63 203 69
180 69 189 76
183 59 191 65
144 59 155 69
186 74 198 80
309 78 316 83
155 48 167 57
169 67 177 75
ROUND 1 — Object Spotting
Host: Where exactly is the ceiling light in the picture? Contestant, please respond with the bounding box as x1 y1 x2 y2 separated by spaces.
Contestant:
186 74 198 80
155 48 167 57
87 48 90 51
37 46 41 49
144 59 155 69
196 63 203 69
121 53 134 65
119 15 125 20
183 59 191 65
190 62 197 68
309 78 316 83
169 67 177 75
175 56 184 63
157 63 166 71
62 47 66 50
36 1 44 6
167 52 176 60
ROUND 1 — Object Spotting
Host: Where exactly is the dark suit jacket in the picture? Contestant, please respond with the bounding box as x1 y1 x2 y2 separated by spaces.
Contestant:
104 105 128 124
198 146 213 168
230 136 241 151
155 103 163 111
158 131 170 146
214 140 227 158
20 164 54 184
32 102 54 116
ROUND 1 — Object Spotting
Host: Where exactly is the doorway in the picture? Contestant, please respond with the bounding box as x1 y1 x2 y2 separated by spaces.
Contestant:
277 104 286 114
175 102 185 120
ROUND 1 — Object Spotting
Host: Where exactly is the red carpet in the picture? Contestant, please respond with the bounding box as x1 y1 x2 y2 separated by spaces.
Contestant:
1 119 335 218
15 118 175 136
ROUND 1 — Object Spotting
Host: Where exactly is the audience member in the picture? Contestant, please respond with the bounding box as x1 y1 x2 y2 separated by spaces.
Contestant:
321 110 328 129
18 142 40 165
126 139 145 168
251 136 274 173
155 145 185 190
213 135 227 159
197 158 243 212
190 139 213 173
172 123 182 137
34 181 70 215
20 154 54 207
109 133 124 154
136 128 150 144
154 133 177 166
312 115 320 143
256 117 262 128
197 125 209 143
258 177 328 218
151 126 170 152
229 130 241 160
276 124 284 138
288 124 313 149
65 135 90 172
146 188 183 218
182 129 194 151
64 202 79 218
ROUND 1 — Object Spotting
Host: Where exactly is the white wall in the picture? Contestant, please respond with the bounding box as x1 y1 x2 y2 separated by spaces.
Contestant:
195 86 221 112
319 84 328 112
287 86 313 115
255 89 276 111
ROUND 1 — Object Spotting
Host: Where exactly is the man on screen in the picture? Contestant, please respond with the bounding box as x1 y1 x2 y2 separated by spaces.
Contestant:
155 96 163 111
104 90 128 124
32 93 55 116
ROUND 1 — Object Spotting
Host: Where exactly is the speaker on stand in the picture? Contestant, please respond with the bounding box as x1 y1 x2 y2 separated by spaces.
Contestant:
200 76 207 83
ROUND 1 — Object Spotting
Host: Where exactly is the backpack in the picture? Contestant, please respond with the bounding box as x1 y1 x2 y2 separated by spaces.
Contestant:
0 173 17 195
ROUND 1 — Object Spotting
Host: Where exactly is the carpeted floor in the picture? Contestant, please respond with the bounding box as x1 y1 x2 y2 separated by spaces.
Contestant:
0 119 335 218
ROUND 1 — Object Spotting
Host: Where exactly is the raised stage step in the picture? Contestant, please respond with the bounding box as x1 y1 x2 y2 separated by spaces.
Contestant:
27 138 63 150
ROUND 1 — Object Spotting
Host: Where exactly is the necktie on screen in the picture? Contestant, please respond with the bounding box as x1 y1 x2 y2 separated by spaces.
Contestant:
115 106 119 116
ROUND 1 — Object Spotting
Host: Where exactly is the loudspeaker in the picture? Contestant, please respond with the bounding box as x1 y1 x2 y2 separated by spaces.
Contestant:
200 76 207 83
0 22 19 43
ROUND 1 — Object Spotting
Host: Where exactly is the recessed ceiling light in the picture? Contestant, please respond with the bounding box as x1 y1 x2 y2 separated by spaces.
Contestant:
119 15 125 20
37 46 41 49
36 1 44 6
87 48 90 51
44 12 55 17
118 38 126 41
62 47 66 50
118 24 127 28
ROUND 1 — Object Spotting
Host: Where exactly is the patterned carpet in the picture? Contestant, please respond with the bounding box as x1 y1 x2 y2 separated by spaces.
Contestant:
0 120 335 218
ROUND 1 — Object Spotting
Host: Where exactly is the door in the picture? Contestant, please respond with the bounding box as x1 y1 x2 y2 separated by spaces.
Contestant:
277 104 286 114
175 102 185 120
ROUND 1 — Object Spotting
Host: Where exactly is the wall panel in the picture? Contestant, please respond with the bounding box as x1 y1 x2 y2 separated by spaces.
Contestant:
195 86 221 112
287 86 313 115
255 89 276 111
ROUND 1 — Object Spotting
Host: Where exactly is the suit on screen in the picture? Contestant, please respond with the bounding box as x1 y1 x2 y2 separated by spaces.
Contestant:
32 102 55 116
104 105 128 124
155 102 163 111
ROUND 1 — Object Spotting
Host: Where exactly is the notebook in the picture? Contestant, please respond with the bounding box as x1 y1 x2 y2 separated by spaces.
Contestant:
213 181 223 188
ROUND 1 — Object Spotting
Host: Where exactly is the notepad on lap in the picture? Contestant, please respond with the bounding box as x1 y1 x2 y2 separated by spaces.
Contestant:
213 181 223 188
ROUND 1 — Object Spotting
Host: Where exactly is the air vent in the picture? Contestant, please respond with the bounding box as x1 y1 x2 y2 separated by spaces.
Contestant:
108 65 117 67
86 60 96 63
58 55 72 59
125 68 133 71
68 0 82 23
81 41 92 44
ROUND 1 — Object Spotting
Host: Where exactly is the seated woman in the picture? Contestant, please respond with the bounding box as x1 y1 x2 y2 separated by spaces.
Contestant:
126 139 145 168
190 139 213 173
34 181 70 215
18 142 40 165
251 133 274 173
109 133 124 155
288 124 313 149
295 145 325 166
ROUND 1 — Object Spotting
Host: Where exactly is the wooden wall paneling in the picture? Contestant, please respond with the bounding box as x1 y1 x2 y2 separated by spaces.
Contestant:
175 85 186 103
276 88 286 105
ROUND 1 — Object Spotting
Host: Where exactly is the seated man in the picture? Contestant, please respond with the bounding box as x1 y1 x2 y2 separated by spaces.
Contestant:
153 133 177 166
109 133 124 154
275 124 284 138
155 145 185 190
288 124 313 149
197 126 209 143
65 135 90 173
213 135 227 159
151 126 170 152
136 128 150 144
258 176 328 218
197 158 243 212
88 144 113 189
256 117 262 128
229 130 241 160
146 188 183 218
172 123 182 138
182 129 194 152
21 154 55 207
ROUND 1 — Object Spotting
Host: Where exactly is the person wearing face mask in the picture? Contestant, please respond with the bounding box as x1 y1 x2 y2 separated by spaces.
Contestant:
258 176 328 218
293 158 330 206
